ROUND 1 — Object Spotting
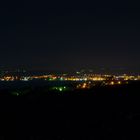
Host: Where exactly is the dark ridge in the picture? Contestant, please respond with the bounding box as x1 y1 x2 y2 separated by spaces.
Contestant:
0 81 139 139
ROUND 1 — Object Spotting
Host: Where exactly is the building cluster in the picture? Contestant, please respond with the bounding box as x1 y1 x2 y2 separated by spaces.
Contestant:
0 73 140 91
0 74 140 82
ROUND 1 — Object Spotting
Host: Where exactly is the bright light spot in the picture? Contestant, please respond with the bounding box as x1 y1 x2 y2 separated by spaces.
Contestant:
110 81 114 85
59 88 63 91
76 72 80 74
84 78 87 81
60 77 64 81
118 81 121 84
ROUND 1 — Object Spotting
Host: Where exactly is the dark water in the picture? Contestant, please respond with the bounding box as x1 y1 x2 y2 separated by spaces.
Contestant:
0 80 80 90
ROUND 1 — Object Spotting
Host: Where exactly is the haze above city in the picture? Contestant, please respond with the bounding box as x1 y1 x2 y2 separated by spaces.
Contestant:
0 1 140 73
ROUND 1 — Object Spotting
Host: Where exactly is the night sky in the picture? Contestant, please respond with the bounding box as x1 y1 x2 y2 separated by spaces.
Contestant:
0 1 140 73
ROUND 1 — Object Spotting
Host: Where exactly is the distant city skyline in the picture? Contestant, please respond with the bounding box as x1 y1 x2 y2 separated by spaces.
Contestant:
0 67 140 75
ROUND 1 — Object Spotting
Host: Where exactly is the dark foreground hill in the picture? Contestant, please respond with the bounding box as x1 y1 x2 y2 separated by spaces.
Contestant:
0 81 140 140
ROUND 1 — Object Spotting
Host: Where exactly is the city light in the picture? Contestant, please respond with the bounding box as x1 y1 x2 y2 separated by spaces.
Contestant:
0 72 140 90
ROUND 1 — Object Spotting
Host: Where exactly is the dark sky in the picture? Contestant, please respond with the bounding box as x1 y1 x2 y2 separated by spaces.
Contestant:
0 1 140 73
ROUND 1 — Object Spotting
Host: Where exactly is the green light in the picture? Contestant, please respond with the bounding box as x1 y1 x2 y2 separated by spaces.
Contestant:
60 77 64 81
11 92 20 96
49 78 53 81
51 86 68 92
59 88 63 91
